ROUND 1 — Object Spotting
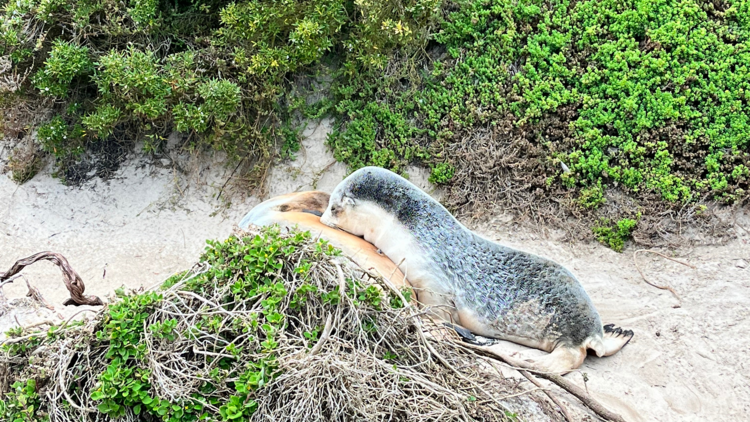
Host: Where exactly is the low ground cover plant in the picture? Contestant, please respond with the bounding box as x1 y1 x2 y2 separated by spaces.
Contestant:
332 0 750 203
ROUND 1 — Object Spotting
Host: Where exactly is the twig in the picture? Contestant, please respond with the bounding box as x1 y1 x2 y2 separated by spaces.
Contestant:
1 331 48 345
375 271 515 415
482 354 571 421
25 279 54 310
0 273 23 289
520 369 572 422
309 313 333 356
1 308 97 347
58 308 99 330
633 249 694 307
58 341 97 413
498 387 546 400
330 260 347 294
459 342 626 422
216 157 245 201
0 251 104 306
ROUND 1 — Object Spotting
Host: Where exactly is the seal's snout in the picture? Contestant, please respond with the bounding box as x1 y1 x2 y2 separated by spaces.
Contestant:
319 209 335 228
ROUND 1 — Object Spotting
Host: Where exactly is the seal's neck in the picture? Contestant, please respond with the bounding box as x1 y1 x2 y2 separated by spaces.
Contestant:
357 203 410 256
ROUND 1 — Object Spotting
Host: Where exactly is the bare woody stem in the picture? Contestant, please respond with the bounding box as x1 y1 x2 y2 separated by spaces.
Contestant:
0 251 104 306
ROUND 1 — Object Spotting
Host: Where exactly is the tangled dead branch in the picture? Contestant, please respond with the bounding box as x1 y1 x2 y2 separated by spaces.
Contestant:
0 251 104 306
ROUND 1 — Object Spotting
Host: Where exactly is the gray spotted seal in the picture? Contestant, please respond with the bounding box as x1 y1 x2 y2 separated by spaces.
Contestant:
320 167 633 373
239 191 410 291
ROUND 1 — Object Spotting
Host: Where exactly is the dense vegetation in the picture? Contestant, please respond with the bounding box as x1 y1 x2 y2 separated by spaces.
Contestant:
0 227 404 421
0 227 526 422
0 0 439 183
1 0 748 246
332 0 750 202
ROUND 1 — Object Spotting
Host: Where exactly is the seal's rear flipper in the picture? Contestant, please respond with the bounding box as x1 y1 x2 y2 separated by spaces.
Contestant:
601 324 634 357
527 345 587 374
443 322 501 347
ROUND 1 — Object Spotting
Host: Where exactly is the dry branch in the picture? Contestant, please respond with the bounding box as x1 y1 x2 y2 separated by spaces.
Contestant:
0 251 104 306
459 342 626 422
519 369 572 422
633 249 695 307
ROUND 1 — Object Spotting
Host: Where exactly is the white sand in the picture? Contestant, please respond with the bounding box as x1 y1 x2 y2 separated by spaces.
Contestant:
1 120 749 421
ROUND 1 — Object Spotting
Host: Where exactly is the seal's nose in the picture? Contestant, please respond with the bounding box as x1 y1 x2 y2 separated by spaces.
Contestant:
319 209 335 227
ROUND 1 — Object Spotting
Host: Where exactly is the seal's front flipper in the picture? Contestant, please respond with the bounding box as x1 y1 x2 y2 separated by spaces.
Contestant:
443 322 501 347
601 324 634 356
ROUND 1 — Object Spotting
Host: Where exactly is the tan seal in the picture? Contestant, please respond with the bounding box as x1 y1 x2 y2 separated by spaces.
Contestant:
239 191 410 291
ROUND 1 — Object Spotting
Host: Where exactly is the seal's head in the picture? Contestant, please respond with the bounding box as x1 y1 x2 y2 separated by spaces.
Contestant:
321 167 423 237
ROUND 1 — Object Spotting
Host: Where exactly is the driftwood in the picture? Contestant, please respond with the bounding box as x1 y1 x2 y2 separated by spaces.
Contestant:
0 251 104 306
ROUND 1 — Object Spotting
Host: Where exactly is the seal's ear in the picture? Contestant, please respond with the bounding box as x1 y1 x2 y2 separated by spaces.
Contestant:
342 195 356 208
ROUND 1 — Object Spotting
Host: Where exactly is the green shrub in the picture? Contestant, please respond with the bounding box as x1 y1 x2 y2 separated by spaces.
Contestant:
329 0 750 209
81 105 123 139
172 102 208 133
33 39 92 97
1 0 445 184
592 217 639 252
128 0 158 26
94 48 171 119
216 0 348 77
196 79 242 123
37 115 86 159
0 226 421 420
87 227 323 421
0 379 46 422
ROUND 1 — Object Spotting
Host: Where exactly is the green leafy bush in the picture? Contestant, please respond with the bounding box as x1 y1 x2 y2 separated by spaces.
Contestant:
37 115 86 159
1 226 451 421
0 379 46 422
329 0 750 213
592 217 639 252
86 227 331 421
196 79 242 123
0 0 445 183
33 39 92 97
81 105 123 139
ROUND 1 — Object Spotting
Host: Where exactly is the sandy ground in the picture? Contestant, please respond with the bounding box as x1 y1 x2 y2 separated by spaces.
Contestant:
1 118 749 421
